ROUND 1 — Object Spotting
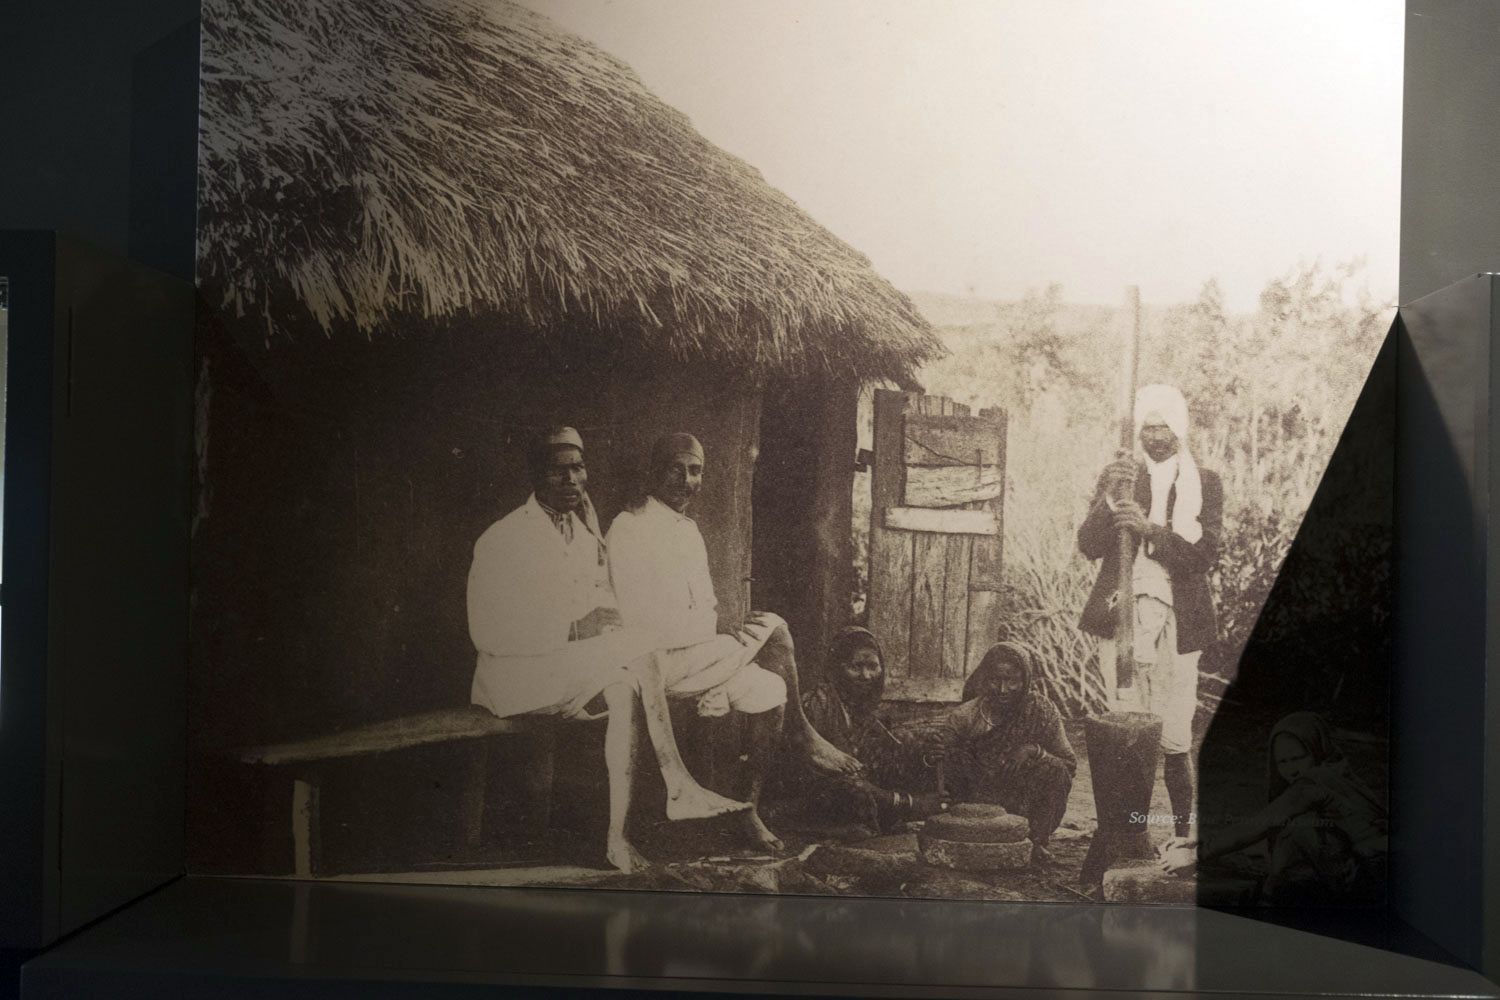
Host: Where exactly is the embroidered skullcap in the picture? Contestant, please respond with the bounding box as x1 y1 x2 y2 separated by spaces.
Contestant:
527 425 585 471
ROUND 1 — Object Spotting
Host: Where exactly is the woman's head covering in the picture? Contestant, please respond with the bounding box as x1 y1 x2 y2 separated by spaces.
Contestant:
960 640 1059 752
828 625 885 709
1266 712 1387 839
964 640 1035 702
1132 383 1203 545
830 625 883 666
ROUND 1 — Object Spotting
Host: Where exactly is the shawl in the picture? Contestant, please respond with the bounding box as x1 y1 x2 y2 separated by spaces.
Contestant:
821 625 886 735
960 641 1060 754
1266 711 1388 852
1134 383 1204 545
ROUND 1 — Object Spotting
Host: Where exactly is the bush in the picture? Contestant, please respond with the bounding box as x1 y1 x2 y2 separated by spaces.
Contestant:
853 262 1391 717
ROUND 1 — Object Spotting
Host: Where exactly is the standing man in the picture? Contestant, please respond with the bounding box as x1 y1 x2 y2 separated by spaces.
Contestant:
467 426 747 874
1077 384 1222 840
607 432 863 851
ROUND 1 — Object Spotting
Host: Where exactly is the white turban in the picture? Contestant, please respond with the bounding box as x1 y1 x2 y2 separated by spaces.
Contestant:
1134 383 1190 442
1132 384 1203 545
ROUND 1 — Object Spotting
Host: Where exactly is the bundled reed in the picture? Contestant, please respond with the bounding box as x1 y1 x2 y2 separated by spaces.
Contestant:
198 0 940 383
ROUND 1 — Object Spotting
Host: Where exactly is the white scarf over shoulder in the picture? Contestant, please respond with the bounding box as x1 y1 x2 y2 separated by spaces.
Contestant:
1134 383 1203 545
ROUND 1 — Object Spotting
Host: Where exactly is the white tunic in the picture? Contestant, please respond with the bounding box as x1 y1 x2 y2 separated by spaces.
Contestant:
467 495 651 719
605 496 719 649
607 496 787 715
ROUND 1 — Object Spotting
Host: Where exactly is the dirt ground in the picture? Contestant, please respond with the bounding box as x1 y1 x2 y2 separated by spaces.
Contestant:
309 696 1392 908
324 704 1387 904
583 716 1191 902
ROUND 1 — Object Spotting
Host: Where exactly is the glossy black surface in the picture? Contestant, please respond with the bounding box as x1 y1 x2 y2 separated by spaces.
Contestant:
18 876 1499 998
0 233 61 950
0 233 192 951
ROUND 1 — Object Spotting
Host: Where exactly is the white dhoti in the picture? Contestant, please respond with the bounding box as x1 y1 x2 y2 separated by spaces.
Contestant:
605 497 789 717
657 613 789 717
1097 597 1200 754
470 627 656 721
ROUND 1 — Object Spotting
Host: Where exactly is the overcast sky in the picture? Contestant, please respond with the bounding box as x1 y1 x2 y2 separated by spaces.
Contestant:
529 0 1403 312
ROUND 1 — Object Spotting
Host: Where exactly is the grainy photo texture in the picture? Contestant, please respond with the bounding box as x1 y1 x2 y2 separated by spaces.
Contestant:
189 0 1399 905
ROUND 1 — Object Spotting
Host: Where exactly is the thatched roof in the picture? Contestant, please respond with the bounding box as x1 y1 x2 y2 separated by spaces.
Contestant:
197 0 940 382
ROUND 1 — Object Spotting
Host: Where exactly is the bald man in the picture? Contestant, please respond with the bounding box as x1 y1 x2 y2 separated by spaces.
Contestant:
607 432 863 852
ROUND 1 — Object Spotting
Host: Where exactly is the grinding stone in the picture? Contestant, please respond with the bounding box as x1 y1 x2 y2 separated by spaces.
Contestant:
919 833 1033 871
924 810 1031 844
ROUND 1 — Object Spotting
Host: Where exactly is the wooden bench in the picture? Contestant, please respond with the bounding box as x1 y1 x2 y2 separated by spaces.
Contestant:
234 706 564 876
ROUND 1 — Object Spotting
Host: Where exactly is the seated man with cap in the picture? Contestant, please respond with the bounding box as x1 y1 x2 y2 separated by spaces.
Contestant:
606 432 864 851
467 426 748 873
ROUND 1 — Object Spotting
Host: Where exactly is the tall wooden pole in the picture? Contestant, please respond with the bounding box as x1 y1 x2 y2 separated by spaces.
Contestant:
1113 286 1142 688
1080 289 1150 890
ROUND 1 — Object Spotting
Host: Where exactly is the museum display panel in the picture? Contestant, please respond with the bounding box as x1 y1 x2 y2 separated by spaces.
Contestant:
15 0 1500 995
0 233 193 949
180 0 1403 913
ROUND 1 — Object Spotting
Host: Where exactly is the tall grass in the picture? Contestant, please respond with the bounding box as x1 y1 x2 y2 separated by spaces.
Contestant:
855 263 1391 717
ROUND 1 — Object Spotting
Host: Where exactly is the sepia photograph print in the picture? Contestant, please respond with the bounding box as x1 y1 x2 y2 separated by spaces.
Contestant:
189 0 1401 906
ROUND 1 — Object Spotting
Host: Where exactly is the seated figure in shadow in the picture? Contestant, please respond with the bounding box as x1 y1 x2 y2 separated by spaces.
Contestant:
1158 711 1388 904
768 625 944 839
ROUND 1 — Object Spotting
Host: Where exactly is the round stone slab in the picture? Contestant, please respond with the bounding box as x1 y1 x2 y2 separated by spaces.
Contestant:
947 803 1010 820
919 833 1033 872
925 810 1031 844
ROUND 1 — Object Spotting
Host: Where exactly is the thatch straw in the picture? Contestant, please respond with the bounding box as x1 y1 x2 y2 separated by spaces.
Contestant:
197 0 941 382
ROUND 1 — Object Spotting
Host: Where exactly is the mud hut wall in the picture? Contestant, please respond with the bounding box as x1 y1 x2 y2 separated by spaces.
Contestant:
188 328 760 755
187 325 767 870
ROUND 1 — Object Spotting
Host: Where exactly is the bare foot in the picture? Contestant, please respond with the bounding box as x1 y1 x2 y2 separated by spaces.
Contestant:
1030 842 1056 868
793 728 863 776
606 836 652 874
740 809 786 853
665 783 751 821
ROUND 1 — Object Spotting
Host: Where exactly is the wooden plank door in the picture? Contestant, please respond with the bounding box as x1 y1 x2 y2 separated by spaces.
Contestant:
868 389 1007 702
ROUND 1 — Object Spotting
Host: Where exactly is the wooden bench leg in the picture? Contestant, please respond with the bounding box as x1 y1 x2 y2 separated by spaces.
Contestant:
291 774 321 877
458 742 490 854
522 729 556 840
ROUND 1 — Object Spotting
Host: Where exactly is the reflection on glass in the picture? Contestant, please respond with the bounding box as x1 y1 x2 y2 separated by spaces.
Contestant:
1 275 7 571
1 275 7 713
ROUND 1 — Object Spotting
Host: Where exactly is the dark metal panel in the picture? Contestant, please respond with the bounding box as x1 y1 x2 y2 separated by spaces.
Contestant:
1487 282 1500 980
49 236 193 935
1400 1 1500 303
1392 274 1493 972
0 231 61 948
